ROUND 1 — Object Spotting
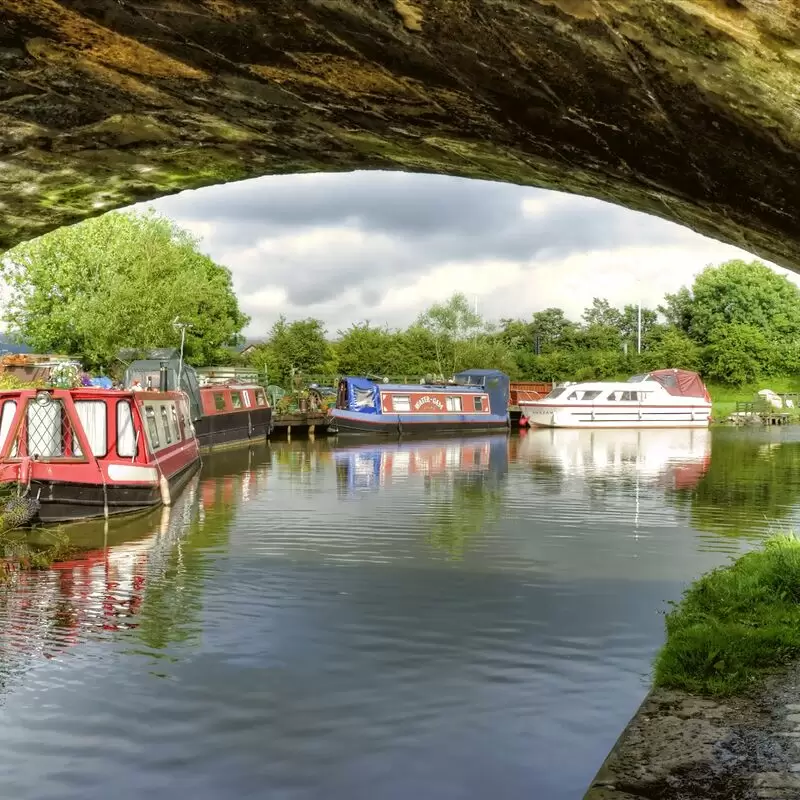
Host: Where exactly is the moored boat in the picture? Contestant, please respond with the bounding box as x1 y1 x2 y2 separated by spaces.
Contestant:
328 369 510 436
519 369 712 429
0 385 200 523
123 351 272 451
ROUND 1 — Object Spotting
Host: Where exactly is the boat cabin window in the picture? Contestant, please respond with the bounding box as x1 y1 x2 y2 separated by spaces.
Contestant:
474 396 484 412
171 406 182 441
0 400 16 454
354 388 375 409
242 391 252 408
393 395 411 412
117 401 136 457
74 400 107 457
26 396 66 458
144 406 160 449
160 406 172 444
608 391 639 402
446 396 462 412
581 390 602 401
231 392 243 409
255 389 267 407
214 392 226 412
545 387 566 400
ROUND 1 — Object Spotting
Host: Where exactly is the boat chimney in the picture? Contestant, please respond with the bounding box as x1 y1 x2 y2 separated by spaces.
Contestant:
159 361 169 392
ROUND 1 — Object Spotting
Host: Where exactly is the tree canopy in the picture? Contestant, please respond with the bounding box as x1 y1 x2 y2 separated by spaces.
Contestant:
242 259 798 388
1 210 248 370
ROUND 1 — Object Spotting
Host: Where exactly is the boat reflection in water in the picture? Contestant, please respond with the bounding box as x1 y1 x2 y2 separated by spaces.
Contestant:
333 434 509 496
0 447 271 681
518 427 711 490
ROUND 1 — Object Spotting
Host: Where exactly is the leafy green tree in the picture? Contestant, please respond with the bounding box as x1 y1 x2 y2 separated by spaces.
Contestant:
531 308 578 351
250 316 334 385
619 304 659 348
417 292 483 378
702 323 775 385
581 298 623 330
688 260 800 344
0 210 248 369
658 286 694 333
641 328 702 372
335 323 403 376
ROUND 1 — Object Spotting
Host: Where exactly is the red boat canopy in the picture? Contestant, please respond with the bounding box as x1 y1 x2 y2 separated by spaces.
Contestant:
647 369 710 401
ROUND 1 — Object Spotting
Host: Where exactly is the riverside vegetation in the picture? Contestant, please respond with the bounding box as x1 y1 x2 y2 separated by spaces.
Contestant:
654 535 800 697
2 210 800 401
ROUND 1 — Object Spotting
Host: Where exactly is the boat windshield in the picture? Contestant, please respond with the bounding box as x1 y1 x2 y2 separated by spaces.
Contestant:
627 374 648 383
545 387 567 400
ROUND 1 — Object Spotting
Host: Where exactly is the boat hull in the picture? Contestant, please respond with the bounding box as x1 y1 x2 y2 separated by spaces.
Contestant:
194 407 272 451
328 409 509 436
521 405 711 429
26 459 201 523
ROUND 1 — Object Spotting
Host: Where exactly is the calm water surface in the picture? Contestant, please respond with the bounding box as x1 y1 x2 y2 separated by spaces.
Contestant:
3 426 800 800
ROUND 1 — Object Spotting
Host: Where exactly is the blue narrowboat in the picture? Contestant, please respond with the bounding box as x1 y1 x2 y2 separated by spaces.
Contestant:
328 369 510 436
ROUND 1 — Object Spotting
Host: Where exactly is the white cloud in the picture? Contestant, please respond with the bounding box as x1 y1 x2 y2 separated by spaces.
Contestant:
139 171 788 337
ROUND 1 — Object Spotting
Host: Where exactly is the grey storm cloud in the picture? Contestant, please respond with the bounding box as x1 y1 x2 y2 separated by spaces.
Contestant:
149 171 697 308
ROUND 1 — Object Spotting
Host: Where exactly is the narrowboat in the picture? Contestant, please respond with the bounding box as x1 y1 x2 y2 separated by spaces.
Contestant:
519 369 712 429
328 369 510 436
123 351 272 450
0 385 200 523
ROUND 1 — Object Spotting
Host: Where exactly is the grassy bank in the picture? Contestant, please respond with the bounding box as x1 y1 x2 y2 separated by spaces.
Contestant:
708 378 800 421
654 535 800 696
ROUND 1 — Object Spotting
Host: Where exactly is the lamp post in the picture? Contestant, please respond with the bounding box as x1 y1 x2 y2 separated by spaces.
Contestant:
172 318 192 389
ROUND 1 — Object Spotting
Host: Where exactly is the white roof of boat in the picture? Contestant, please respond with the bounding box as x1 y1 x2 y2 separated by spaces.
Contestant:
550 379 665 392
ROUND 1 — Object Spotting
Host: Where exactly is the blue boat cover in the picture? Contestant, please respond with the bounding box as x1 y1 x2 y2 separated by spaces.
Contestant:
345 377 380 414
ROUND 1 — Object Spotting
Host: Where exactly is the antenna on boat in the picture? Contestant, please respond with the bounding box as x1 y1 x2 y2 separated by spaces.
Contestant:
172 317 192 390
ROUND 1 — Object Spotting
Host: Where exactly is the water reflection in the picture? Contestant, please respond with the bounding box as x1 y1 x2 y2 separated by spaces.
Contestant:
4 432 800 800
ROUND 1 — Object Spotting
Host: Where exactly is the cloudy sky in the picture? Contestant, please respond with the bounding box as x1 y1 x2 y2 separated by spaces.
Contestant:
143 171 780 339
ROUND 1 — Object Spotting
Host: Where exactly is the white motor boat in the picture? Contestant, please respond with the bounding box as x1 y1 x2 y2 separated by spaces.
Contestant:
519 369 712 429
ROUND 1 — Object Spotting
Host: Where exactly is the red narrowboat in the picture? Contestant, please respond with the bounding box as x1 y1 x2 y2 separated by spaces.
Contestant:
0 386 200 524
123 352 272 451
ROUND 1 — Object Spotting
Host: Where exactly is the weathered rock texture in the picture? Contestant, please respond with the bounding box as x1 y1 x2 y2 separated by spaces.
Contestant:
1 0 799 258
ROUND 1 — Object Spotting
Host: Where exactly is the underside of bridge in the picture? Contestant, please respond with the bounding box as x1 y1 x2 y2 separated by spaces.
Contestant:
1 0 798 262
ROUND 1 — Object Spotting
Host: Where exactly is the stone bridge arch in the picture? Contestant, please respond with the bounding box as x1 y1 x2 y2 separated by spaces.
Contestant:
1 0 798 264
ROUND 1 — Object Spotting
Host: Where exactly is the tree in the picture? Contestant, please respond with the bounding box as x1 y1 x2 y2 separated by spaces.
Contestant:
658 286 694 333
530 308 578 351
581 298 623 330
619 304 659 348
688 259 800 344
702 324 775 385
335 323 402 376
641 328 701 372
417 293 483 378
0 210 248 369
252 316 334 385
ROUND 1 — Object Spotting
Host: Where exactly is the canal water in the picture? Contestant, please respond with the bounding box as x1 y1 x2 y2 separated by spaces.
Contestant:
2 426 800 800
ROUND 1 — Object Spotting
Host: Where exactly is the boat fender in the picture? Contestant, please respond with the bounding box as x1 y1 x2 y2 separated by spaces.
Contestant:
19 456 31 489
159 473 172 506
519 416 528 427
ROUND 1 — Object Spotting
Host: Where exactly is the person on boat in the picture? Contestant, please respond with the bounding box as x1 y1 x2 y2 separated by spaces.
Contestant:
131 380 144 392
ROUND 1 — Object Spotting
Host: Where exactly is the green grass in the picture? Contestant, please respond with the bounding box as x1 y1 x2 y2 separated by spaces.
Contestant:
707 378 800 420
654 535 800 696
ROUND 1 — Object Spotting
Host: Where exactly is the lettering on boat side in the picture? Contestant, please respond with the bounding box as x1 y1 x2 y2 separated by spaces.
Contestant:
414 395 444 411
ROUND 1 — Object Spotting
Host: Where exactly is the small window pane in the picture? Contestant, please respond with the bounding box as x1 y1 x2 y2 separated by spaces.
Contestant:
160 406 172 444
393 395 411 412
446 396 462 412
171 406 182 441
74 400 107 456
474 396 484 412
214 393 226 411
242 391 252 408
117 401 136 457
231 392 242 409
0 400 17 453
145 406 160 449
567 392 578 400
255 389 267 406
581 390 602 401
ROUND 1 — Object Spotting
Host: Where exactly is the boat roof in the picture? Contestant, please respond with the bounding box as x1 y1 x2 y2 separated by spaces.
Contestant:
553 380 665 392
378 382 486 393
